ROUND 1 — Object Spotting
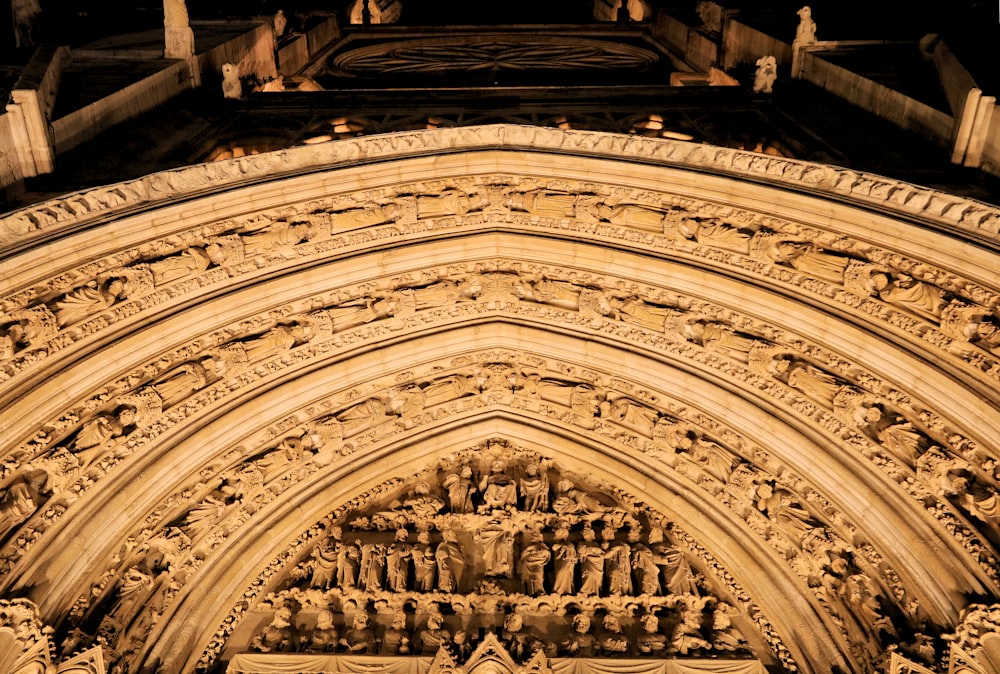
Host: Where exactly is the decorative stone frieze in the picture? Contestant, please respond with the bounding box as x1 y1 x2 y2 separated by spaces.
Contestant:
4 126 1000 248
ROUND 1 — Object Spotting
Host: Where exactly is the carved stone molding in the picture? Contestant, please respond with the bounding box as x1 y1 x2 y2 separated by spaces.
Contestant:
2 261 995 604
3 174 998 411
3 126 1000 248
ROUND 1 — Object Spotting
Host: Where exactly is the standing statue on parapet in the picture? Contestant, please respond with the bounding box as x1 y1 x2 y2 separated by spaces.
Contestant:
222 64 242 100
753 56 777 94
795 6 817 44
274 10 288 37
12 0 41 47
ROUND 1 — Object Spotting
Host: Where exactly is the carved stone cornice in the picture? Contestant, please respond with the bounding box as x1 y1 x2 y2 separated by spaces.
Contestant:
2 126 999 248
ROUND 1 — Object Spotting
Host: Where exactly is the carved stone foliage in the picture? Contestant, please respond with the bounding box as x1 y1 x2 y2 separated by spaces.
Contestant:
241 444 756 664
0 598 106 674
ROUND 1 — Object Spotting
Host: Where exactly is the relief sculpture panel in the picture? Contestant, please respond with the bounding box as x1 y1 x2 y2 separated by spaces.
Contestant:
239 442 757 666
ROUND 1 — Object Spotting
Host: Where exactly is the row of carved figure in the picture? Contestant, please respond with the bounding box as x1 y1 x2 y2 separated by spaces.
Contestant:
377 458 629 520
307 521 700 599
0 333 988 501
251 602 748 660
4 258 998 518
4 182 999 371
1 359 995 665
7 266 997 491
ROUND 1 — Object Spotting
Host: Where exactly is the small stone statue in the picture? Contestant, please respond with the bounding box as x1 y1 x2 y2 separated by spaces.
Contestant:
710 603 747 652
598 614 630 656
519 463 549 511
273 9 287 36
310 536 338 589
418 613 451 654
577 524 605 595
552 525 577 594
382 611 410 654
502 612 534 661
436 528 465 592
385 528 412 592
603 529 632 595
342 612 376 653
476 518 515 578
222 64 242 100
479 459 518 512
335 528 361 588
519 531 550 595
306 609 339 653
671 598 711 654
413 530 437 591
251 607 294 652
753 56 777 94
360 541 386 591
561 614 597 657
450 630 472 661
443 465 476 513
795 6 817 44
636 613 667 655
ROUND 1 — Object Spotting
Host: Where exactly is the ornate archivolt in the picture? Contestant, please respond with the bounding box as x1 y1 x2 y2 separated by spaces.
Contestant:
0 126 999 674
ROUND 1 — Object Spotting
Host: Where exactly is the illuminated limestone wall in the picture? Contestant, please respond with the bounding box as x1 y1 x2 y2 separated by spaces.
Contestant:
1 126 999 674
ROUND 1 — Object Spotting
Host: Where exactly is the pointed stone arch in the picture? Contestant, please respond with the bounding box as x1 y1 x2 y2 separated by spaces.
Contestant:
1 126 999 674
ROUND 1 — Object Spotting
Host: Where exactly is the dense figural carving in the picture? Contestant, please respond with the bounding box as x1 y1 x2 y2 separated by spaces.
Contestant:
0 468 49 540
0 305 57 360
2 175 995 409
251 607 294 652
237 447 764 666
0 227 994 674
1 109 1000 674
53 276 131 328
6 323 991 674
752 232 850 284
